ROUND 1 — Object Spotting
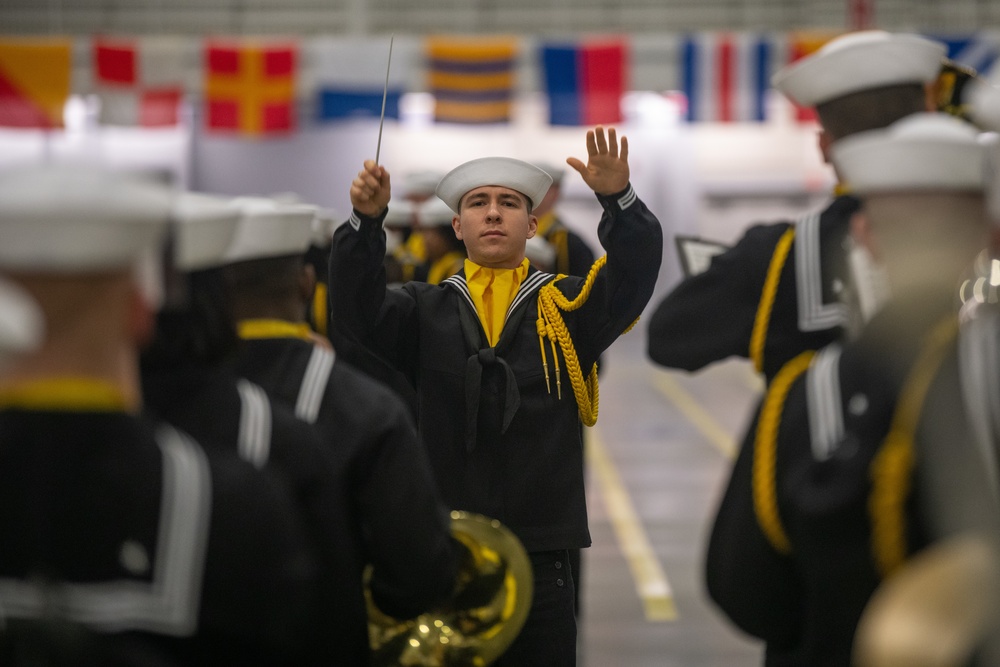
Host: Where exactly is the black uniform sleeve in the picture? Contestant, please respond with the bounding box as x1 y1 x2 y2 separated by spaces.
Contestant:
566 229 597 278
646 222 789 372
704 401 805 652
336 363 460 619
328 208 420 383
199 457 320 665
559 184 663 369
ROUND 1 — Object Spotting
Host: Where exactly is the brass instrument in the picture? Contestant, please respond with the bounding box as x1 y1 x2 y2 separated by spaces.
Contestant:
367 511 533 667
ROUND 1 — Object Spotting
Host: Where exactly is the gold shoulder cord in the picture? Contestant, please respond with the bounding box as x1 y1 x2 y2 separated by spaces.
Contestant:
869 317 958 578
750 226 796 374
535 255 638 427
752 349 815 554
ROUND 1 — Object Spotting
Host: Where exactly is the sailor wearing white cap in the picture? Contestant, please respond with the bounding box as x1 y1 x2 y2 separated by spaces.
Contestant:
413 196 467 284
143 191 412 665
706 113 1000 667
530 161 597 278
217 196 464 666
650 30 946 392
331 126 663 666
0 168 319 665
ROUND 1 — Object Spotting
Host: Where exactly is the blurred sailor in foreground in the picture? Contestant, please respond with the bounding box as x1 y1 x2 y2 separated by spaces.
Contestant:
219 196 464 665
705 113 999 666
139 192 363 664
329 126 663 665
646 31 944 382
413 197 467 284
0 167 318 666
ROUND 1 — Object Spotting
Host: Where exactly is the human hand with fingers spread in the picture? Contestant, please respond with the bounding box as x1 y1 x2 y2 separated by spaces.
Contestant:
566 126 630 196
350 159 392 218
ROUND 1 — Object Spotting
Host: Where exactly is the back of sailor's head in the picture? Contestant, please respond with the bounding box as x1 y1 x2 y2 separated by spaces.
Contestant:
773 31 946 140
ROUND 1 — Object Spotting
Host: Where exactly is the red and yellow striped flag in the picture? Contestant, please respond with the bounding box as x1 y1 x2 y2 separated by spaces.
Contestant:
203 39 297 136
0 38 72 129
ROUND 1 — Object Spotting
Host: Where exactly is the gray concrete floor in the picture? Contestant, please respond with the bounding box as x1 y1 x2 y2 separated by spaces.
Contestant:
578 330 765 667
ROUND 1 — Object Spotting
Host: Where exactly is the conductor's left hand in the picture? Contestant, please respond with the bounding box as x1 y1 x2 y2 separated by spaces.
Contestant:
566 126 630 196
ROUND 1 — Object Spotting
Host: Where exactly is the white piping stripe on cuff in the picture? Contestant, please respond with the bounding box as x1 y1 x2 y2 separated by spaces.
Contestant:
617 185 637 210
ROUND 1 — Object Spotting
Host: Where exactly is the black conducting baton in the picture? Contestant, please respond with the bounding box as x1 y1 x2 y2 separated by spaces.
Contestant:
375 34 394 165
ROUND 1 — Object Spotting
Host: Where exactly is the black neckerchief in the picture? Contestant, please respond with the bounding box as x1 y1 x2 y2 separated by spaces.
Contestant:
443 267 555 451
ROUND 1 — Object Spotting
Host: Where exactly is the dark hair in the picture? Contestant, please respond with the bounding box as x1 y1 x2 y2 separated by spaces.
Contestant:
140 268 238 372
817 83 928 141
222 255 304 302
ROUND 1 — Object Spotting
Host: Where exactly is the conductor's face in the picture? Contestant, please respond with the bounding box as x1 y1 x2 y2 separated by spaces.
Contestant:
453 186 538 269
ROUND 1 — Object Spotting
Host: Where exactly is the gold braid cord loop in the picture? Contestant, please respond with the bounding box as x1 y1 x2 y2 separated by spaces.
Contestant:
535 255 637 427
752 349 815 555
750 226 796 374
869 318 958 579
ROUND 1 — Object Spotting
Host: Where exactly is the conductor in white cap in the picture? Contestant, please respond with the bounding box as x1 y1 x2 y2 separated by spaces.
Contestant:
329 126 663 665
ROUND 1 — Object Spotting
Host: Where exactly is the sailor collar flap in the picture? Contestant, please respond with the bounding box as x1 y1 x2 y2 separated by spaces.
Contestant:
442 267 557 452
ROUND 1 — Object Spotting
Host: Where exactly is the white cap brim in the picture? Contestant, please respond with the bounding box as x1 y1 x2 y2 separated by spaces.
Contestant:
224 197 317 264
416 197 458 228
0 167 172 272
436 157 553 213
832 113 987 194
172 193 242 272
773 31 945 107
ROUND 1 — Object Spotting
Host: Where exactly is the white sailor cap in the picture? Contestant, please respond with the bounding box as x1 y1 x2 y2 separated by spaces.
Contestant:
310 207 345 246
533 162 565 186
224 197 317 263
773 31 945 107
402 170 445 199
383 200 416 229
969 71 1000 133
416 197 457 228
0 166 172 272
0 277 44 364
831 112 988 194
524 235 556 271
172 192 242 272
436 157 553 213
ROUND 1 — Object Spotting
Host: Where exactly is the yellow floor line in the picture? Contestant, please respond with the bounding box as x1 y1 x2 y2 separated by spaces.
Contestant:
586 427 678 622
650 370 736 460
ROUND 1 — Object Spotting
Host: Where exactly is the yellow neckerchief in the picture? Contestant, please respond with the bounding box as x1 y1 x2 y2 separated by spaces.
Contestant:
535 212 557 236
404 231 427 263
0 377 130 412
869 317 958 578
834 182 851 197
237 319 315 341
464 258 529 347
311 282 328 337
427 251 466 285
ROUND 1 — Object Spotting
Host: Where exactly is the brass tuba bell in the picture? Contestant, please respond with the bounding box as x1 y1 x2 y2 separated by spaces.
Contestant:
366 510 533 667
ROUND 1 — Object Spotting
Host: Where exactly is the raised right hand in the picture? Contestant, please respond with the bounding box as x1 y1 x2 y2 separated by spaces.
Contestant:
350 159 391 217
